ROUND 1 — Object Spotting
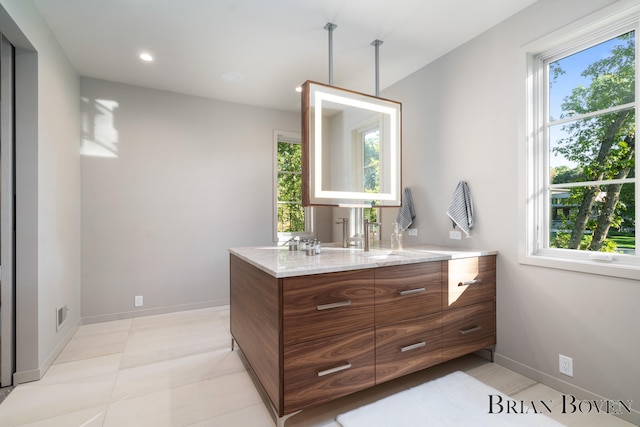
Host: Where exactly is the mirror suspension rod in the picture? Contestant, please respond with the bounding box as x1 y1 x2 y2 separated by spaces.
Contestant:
371 39 383 97
324 23 337 86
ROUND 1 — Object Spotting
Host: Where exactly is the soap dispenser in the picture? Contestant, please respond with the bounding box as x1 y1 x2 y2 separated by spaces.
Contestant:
391 222 403 250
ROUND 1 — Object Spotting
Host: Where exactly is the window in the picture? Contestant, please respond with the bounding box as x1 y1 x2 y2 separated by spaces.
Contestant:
274 131 312 241
523 5 639 278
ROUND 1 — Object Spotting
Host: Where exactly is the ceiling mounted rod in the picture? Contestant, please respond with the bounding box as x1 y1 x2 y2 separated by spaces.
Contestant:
324 22 337 85
371 39 383 97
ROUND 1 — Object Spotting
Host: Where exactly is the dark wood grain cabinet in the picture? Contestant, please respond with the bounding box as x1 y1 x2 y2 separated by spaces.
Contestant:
281 269 376 414
282 269 375 346
441 255 497 360
230 253 496 423
373 262 443 384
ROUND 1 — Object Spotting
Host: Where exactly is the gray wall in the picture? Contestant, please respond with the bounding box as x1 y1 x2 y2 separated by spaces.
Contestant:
80 78 300 322
2 1 638 423
383 0 639 423
0 0 81 383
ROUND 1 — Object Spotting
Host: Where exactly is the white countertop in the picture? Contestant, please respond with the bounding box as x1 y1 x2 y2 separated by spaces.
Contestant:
229 244 497 278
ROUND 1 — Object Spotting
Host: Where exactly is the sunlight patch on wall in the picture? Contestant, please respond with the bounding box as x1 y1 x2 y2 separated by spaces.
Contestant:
81 97 119 157
447 291 462 307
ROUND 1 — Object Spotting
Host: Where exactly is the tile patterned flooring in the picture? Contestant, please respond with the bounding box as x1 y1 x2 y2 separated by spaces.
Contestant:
0 306 633 426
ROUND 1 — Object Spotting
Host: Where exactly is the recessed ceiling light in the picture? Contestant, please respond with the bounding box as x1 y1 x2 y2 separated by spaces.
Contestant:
295 86 302 93
139 52 154 62
219 71 244 83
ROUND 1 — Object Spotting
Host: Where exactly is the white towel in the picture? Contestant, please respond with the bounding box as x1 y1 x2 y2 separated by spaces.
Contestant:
447 181 473 237
396 187 415 231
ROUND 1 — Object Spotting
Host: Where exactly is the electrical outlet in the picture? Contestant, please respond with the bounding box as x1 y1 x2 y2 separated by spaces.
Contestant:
449 230 462 240
134 295 143 307
559 354 573 377
408 228 418 236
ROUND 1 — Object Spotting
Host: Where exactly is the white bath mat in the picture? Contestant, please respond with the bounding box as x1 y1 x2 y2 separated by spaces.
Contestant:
336 371 563 427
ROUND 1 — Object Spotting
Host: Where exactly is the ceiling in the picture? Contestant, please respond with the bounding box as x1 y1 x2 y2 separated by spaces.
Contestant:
32 0 538 112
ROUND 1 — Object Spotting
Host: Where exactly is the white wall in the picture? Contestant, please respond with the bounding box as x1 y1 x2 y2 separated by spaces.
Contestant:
0 0 81 383
383 0 639 423
80 78 300 322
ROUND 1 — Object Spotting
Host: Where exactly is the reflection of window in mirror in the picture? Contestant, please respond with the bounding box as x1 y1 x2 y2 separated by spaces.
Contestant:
362 128 380 225
363 129 380 194
364 207 379 224
351 121 381 194
274 131 313 242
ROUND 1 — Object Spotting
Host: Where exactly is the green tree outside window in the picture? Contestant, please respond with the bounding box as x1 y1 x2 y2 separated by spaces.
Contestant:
364 129 380 222
277 140 305 233
548 31 635 254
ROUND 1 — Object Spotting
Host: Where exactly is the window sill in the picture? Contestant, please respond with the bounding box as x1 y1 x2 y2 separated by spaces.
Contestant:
519 252 640 280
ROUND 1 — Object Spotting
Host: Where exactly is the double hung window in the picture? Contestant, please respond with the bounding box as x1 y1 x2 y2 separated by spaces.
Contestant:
274 132 312 241
523 5 639 277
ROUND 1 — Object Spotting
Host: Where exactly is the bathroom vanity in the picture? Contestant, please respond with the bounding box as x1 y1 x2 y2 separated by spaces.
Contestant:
229 245 496 425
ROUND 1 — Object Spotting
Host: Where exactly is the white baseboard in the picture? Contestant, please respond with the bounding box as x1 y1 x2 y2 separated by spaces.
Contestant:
13 300 230 385
13 320 80 385
494 352 639 426
80 299 229 325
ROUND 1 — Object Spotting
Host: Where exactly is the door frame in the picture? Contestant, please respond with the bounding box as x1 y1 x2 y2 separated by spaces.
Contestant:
0 33 16 388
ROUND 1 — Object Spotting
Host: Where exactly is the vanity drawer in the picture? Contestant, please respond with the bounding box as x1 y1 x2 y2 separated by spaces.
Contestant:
374 262 442 325
443 255 496 310
283 269 375 346
441 300 495 360
283 329 375 414
375 313 442 384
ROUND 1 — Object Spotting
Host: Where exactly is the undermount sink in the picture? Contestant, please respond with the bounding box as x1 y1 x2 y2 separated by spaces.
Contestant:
358 250 406 259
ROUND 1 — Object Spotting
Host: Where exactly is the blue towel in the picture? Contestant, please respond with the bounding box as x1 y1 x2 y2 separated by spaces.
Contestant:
447 181 473 237
396 187 415 231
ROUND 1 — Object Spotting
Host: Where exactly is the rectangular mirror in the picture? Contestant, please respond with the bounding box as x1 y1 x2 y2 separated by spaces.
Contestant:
301 80 402 207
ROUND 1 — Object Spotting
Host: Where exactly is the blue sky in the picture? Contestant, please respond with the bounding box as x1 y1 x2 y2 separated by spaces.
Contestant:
549 32 634 169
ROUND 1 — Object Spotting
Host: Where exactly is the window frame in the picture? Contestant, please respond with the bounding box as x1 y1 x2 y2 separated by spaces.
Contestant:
520 2 640 280
273 130 314 243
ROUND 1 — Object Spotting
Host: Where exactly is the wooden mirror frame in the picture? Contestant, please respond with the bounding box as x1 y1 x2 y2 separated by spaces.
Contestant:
301 80 402 207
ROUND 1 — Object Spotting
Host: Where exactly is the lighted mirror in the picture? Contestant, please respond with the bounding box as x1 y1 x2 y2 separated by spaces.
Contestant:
301 81 402 207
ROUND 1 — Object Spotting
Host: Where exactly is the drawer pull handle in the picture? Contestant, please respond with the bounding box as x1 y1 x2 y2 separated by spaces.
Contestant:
316 300 352 311
317 362 352 377
459 325 482 335
400 342 426 352
458 279 482 286
399 287 426 296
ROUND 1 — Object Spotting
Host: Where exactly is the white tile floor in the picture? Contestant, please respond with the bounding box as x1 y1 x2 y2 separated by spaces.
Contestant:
0 306 634 426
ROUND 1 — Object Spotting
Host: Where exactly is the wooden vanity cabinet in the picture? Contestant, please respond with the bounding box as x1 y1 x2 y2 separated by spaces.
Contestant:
282 270 375 346
375 313 442 384
442 255 496 309
230 256 281 412
374 262 442 324
442 300 495 360
374 262 443 384
230 257 376 417
281 270 376 414
283 329 375 414
441 255 497 360
230 253 496 421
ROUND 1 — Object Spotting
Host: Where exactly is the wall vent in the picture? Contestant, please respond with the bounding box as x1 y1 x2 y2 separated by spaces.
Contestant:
56 305 69 331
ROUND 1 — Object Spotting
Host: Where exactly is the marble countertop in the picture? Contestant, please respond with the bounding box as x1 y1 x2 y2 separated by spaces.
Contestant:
229 244 497 278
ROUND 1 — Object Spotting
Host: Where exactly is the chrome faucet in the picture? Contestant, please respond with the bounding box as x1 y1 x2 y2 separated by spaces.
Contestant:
336 217 349 248
364 219 380 252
